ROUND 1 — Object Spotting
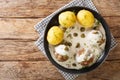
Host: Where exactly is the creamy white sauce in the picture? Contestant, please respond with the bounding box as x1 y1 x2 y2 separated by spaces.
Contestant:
49 19 106 69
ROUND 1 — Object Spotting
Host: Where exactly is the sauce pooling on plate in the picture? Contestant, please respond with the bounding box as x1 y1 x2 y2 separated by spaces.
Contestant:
49 19 106 69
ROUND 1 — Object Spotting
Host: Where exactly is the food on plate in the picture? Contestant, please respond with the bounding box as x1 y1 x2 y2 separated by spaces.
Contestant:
86 30 104 46
59 11 76 28
55 45 69 62
76 48 94 66
48 10 106 69
77 10 95 28
47 26 64 45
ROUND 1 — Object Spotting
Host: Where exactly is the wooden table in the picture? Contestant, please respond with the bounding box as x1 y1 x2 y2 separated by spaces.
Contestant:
0 0 119 80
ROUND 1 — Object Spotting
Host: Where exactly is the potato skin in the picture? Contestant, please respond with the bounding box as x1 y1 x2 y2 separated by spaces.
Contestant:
59 11 76 28
77 10 95 28
47 26 64 45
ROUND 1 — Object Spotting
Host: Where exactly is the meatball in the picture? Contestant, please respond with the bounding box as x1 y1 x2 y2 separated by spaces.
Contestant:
80 57 94 66
55 45 69 62
55 53 68 62
76 48 94 66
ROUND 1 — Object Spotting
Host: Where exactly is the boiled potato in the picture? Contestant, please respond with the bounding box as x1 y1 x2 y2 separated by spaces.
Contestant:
47 26 64 45
77 10 95 28
59 11 76 28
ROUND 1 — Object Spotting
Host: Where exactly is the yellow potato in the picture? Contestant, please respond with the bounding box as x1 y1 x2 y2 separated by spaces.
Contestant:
59 11 76 28
77 10 95 28
47 26 64 45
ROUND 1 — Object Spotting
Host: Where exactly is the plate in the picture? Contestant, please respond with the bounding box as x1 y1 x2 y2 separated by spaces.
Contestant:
43 6 111 74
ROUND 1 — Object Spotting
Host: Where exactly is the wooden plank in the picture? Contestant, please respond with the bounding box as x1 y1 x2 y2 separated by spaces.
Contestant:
0 0 71 17
0 40 47 61
0 17 119 40
0 61 64 80
31 0 72 18
0 18 40 40
93 0 120 17
0 0 33 17
0 0 119 17
0 61 119 80
104 17 120 38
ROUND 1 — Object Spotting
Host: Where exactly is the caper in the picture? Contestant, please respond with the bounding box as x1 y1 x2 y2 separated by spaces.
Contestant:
96 20 100 25
75 43 80 48
64 46 69 51
80 27 85 32
67 34 72 38
73 33 78 37
72 63 76 66
64 41 72 46
61 27 67 32
81 34 85 38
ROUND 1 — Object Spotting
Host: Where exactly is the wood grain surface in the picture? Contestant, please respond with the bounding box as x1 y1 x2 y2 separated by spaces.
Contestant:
0 0 119 80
